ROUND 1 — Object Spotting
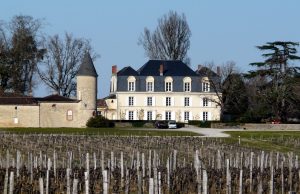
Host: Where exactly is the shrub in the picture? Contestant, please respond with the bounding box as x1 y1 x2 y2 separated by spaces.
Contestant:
176 122 185 128
131 121 147 128
188 120 212 128
86 115 115 128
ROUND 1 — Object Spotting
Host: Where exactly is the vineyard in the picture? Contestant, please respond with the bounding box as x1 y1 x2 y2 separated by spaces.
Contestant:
0 132 299 193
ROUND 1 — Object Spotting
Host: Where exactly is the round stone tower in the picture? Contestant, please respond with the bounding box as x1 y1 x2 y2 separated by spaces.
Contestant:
76 52 98 127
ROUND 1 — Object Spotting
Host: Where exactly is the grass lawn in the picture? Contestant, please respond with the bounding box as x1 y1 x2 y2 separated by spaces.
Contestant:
0 127 199 136
225 131 300 154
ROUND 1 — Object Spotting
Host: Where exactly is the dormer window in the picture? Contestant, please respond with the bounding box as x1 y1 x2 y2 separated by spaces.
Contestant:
183 77 191 92
202 82 210 92
127 76 136 91
146 76 154 92
165 77 173 92
202 77 210 92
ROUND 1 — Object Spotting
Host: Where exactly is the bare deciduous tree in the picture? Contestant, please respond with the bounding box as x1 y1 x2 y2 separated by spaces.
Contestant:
201 61 240 120
38 33 97 97
0 15 45 95
138 11 191 64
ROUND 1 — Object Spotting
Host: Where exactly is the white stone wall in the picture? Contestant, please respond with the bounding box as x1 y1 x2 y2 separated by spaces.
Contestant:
0 105 39 127
114 92 221 121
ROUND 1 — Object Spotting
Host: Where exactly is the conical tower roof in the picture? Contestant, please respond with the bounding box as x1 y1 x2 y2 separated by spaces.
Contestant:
77 52 98 77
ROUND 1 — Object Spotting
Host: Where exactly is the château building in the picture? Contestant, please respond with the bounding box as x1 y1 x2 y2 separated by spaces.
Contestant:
100 60 221 122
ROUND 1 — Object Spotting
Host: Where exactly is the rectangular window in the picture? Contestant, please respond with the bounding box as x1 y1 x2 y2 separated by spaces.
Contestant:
165 111 171 120
184 97 190 107
203 112 208 121
202 82 210 92
147 111 152 120
165 82 172 92
166 97 171 106
128 82 135 91
147 97 153 106
128 111 134 120
184 111 190 121
128 96 134 106
147 82 153 92
184 82 190 92
203 98 208 107
67 110 73 121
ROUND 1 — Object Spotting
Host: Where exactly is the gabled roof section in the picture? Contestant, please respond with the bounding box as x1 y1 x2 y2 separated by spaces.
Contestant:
137 60 198 76
195 67 219 77
97 99 107 107
77 52 98 77
37 94 78 102
117 66 139 76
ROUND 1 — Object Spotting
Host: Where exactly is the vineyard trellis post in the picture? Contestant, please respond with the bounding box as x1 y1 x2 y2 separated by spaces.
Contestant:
9 171 14 194
103 170 108 194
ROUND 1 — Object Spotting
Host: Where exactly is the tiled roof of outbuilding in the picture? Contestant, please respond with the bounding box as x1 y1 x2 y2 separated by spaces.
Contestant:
0 96 38 105
37 94 78 102
96 99 107 107
0 94 78 105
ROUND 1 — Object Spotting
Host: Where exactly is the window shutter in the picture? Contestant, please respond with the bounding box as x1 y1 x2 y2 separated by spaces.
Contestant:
171 97 175 106
133 97 135 106
144 97 147 106
190 97 192 106
181 97 184 107
200 112 203 121
133 111 137 120
153 111 156 120
125 110 128 120
126 97 129 106
200 98 203 107
189 112 193 120
208 112 212 120
163 97 166 106
171 111 175 120
208 99 212 107
144 111 147 120
153 97 156 106
161 111 165 120
181 112 185 122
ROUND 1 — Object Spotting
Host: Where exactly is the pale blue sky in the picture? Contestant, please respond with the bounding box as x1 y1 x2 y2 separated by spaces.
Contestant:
1 0 300 98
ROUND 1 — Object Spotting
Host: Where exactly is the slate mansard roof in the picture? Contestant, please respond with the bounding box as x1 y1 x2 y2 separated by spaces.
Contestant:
117 60 199 76
77 52 98 77
115 60 220 92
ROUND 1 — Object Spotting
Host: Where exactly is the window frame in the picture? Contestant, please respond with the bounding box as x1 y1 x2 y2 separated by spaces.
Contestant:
66 110 73 121
147 111 153 120
128 81 135 91
166 97 171 106
147 97 153 106
128 96 134 106
165 111 171 120
203 98 208 107
203 112 208 121
128 111 134 120
184 111 190 121
202 82 210 92
146 81 153 92
184 97 190 107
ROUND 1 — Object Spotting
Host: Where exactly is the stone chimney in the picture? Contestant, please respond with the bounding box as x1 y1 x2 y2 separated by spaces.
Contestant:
112 65 117 75
217 66 221 76
198 64 202 71
159 64 164 76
